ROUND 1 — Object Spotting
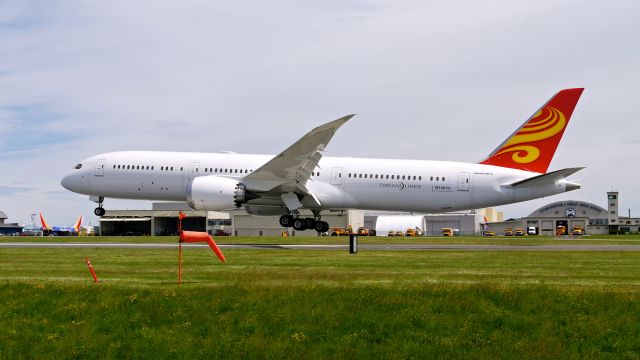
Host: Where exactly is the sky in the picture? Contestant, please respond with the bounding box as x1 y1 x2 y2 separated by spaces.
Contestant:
1 0 639 226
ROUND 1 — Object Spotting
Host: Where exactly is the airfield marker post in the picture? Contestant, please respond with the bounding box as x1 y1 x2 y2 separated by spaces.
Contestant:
84 257 99 283
349 234 358 254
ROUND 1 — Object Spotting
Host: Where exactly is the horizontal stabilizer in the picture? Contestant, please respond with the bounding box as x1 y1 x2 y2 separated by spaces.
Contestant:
506 167 584 188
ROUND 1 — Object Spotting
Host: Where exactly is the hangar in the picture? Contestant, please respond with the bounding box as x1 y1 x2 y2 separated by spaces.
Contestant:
100 202 363 237
486 191 640 236
365 211 490 236
0 210 23 235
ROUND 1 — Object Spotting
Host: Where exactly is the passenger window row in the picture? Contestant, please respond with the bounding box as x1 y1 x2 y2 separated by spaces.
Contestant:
346 173 446 182
202 168 253 174
111 165 257 174
113 164 157 170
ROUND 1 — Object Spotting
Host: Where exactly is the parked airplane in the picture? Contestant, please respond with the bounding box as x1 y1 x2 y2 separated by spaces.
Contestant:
61 88 584 233
40 212 83 236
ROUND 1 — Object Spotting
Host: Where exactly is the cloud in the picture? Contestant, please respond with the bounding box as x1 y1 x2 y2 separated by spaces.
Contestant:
1 0 640 224
0 185 37 196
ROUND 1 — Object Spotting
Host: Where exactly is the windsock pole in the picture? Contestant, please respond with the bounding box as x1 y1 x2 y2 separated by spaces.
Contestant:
178 211 186 285
178 242 183 285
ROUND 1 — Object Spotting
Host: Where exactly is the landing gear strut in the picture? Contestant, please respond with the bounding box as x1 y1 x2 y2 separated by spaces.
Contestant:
279 212 329 233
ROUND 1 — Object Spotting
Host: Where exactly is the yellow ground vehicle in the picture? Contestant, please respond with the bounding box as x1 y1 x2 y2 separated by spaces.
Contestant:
442 228 454 237
331 228 351 236
515 228 525 236
405 228 417 237
556 225 567 236
484 231 496 236
572 225 584 236
504 227 513 236
357 227 370 236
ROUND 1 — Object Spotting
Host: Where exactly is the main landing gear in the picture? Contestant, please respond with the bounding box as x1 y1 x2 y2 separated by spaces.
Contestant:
279 212 329 233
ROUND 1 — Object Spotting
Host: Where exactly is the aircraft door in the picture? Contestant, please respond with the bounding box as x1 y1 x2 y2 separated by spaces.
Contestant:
330 167 343 185
94 159 106 177
189 162 200 181
457 172 470 191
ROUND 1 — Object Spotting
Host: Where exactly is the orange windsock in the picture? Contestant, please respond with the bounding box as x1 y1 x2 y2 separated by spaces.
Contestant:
180 231 225 263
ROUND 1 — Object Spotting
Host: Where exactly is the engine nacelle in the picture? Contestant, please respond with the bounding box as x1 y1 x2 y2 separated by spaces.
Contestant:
187 176 239 210
187 176 261 211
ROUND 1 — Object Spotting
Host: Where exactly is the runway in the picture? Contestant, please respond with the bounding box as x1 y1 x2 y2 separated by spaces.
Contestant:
2 242 640 251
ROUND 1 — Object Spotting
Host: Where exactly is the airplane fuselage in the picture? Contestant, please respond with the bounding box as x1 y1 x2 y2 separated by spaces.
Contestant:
62 151 575 213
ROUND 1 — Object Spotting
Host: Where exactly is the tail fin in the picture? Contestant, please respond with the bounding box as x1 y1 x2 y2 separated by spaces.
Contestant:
480 88 584 173
73 216 83 232
39 212 51 230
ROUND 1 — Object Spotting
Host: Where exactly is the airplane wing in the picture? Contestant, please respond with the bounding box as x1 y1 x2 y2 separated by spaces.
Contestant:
242 114 355 194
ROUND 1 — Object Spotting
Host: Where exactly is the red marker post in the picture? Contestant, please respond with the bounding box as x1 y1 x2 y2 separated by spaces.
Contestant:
84 257 99 283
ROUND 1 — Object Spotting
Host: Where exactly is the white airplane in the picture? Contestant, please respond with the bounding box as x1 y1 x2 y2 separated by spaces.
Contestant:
62 88 585 233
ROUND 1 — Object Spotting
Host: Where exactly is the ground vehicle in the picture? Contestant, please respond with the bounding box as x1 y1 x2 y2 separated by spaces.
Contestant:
405 228 417 237
357 227 370 236
484 231 496 236
504 227 513 236
214 229 230 236
515 228 525 236
442 228 454 237
387 230 398 236
527 227 537 235
556 225 567 236
572 225 584 236
331 228 352 236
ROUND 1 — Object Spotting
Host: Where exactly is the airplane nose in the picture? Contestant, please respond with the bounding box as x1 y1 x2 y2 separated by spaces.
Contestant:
61 173 82 192
61 174 72 191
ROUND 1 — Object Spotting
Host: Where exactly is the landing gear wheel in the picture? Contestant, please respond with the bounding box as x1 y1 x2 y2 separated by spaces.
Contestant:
279 215 294 227
315 221 329 233
293 218 306 231
303 217 315 229
94 207 106 216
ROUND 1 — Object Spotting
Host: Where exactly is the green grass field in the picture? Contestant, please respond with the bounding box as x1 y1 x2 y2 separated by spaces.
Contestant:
1 242 640 358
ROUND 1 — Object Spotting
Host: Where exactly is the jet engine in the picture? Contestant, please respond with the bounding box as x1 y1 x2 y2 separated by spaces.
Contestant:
187 176 259 210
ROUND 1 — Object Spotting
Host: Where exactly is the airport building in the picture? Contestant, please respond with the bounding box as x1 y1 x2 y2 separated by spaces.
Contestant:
100 202 363 237
365 211 492 236
485 191 640 235
0 210 24 235
99 191 637 237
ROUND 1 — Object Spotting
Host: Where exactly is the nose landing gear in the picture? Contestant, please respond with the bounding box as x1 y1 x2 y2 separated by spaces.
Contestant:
91 196 106 216
94 206 106 217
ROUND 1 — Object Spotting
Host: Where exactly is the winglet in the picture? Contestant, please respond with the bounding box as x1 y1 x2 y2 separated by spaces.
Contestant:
480 88 584 173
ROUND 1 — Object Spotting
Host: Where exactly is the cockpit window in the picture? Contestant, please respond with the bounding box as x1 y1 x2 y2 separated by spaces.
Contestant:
74 164 83 170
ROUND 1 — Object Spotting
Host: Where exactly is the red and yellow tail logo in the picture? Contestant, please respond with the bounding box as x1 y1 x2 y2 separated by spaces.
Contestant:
39 212 51 230
73 216 83 232
481 88 584 173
